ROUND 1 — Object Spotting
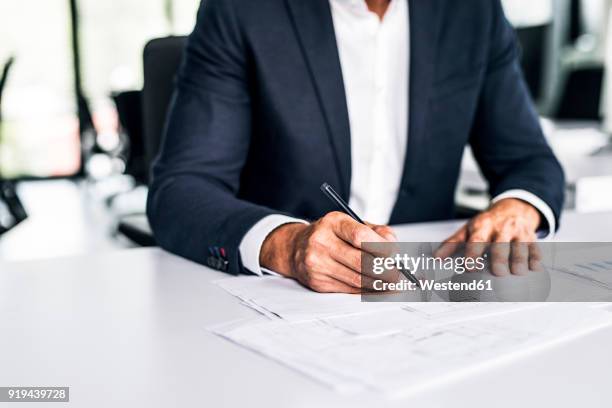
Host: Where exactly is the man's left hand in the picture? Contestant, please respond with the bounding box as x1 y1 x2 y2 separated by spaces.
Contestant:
436 198 542 276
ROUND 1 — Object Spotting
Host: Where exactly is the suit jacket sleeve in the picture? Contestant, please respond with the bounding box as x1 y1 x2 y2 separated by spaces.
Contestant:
469 0 565 230
147 0 277 274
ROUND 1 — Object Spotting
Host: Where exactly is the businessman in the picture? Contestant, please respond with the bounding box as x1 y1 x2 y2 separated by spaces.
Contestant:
147 0 565 293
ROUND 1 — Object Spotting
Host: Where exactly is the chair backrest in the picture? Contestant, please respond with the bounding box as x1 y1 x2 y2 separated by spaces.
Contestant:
556 66 604 119
142 36 187 183
113 90 146 183
0 57 15 122
516 24 550 103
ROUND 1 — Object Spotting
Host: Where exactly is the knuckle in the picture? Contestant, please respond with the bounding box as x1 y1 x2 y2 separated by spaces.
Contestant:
491 243 509 254
472 215 489 227
511 252 528 263
496 233 511 243
469 221 483 233
351 253 362 269
351 227 367 244
502 218 516 230
378 226 396 240
325 211 343 223
306 232 323 248
303 251 319 269
317 216 331 229
377 225 392 235
469 234 486 243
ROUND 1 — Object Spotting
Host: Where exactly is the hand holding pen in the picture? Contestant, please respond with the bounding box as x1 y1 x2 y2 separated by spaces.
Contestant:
258 183 397 293
321 183 421 289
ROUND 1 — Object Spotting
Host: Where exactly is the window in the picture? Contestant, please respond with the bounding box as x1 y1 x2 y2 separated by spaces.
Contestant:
0 0 80 178
0 0 200 180
78 0 199 149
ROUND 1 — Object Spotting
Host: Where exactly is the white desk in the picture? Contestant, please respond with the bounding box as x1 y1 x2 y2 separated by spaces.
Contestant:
0 180 133 263
1 211 612 408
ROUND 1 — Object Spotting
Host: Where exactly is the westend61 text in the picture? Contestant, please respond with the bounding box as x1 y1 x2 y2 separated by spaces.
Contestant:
372 279 493 292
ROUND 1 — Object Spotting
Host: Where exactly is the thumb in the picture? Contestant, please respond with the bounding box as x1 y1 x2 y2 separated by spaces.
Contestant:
370 224 398 242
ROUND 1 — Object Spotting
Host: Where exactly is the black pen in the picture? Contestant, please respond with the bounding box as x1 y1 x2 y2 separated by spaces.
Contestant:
320 182 365 224
320 182 421 288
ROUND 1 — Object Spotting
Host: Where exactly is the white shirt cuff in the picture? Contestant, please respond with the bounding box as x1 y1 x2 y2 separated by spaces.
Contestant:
238 214 308 276
491 189 556 239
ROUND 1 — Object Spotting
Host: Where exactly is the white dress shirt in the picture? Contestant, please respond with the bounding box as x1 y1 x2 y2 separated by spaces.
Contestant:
239 0 555 275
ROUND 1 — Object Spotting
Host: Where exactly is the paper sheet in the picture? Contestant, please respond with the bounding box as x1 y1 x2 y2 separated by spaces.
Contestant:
215 276 402 321
323 303 540 336
211 304 612 397
545 246 612 294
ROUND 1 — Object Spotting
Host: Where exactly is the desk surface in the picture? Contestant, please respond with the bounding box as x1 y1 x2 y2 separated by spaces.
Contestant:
1 211 612 408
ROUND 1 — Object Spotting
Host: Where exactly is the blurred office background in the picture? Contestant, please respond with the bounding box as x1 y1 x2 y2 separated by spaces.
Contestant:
1 0 612 261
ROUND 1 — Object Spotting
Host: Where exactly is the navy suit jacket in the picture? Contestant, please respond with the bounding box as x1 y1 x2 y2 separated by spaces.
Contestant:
147 0 565 274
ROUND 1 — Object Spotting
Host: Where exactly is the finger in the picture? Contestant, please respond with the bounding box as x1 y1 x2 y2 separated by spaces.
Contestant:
300 240 377 291
435 226 467 258
464 219 494 260
490 240 511 277
370 224 397 242
313 236 395 285
510 241 529 276
328 238 363 272
488 223 515 276
333 213 387 245
528 242 544 272
464 241 489 261
367 224 400 259
328 258 379 289
493 218 516 243
518 227 537 243
338 251 399 285
467 216 494 242
303 274 361 294
333 216 392 256
517 227 540 273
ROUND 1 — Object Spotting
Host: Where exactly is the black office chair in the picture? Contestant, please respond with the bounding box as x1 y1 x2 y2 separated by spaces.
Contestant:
556 67 604 120
142 36 188 179
0 57 28 237
116 36 187 246
516 24 549 104
113 90 146 184
0 57 15 122
549 0 604 120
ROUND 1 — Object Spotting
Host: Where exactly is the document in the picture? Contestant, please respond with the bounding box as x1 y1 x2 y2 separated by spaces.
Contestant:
216 276 538 324
215 276 402 321
212 277 612 396
546 245 612 296
211 304 612 397
324 303 540 336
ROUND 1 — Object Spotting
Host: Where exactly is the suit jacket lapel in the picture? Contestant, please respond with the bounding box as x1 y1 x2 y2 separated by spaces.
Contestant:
285 0 352 199
400 0 443 191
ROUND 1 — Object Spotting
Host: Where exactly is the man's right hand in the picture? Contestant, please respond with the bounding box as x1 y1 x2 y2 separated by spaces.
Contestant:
259 212 396 293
